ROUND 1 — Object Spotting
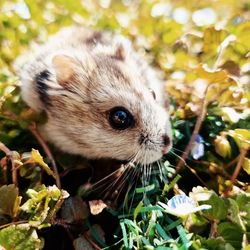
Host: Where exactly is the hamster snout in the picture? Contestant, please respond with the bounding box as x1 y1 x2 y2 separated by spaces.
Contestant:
162 134 171 153
18 26 172 165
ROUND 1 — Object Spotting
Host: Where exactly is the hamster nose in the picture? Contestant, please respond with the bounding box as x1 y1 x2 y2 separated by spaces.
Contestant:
162 134 171 154
162 134 170 146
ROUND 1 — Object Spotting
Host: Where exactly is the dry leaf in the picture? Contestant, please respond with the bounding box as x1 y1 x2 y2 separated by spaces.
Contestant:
89 200 107 215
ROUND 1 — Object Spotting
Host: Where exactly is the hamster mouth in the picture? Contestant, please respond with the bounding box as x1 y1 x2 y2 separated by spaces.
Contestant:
129 151 163 166
137 144 172 165
137 132 172 165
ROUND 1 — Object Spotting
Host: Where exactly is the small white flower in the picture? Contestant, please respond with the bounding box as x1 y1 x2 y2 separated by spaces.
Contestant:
15 0 31 20
158 194 211 218
173 8 190 24
191 135 205 160
192 8 217 26
151 3 172 17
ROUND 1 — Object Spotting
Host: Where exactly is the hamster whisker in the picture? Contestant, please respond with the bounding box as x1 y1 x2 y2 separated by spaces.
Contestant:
170 151 208 186
145 164 152 184
124 168 141 215
117 160 141 214
102 167 133 200
90 150 141 200
141 164 147 190
116 162 140 206
156 160 164 181
114 152 142 207
171 147 185 154
89 151 139 192
89 166 125 190
128 150 141 165
106 160 141 202
169 150 187 166
95 168 131 199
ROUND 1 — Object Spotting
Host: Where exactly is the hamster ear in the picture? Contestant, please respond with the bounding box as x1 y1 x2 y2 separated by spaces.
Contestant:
52 55 77 86
113 38 131 61
113 43 126 61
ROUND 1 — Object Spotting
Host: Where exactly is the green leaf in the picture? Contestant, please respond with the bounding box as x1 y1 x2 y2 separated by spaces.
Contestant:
145 210 157 238
227 198 245 230
194 236 235 250
133 201 143 221
202 192 228 220
243 158 250 175
0 223 42 250
162 175 181 194
177 225 190 249
20 185 62 226
218 222 244 249
120 221 129 248
140 206 163 213
136 184 155 193
123 219 142 234
156 247 173 250
234 194 250 227
155 223 171 241
141 236 154 248
0 184 20 218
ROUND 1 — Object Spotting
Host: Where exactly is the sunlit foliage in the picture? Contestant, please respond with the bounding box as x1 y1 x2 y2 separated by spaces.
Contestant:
0 0 249 249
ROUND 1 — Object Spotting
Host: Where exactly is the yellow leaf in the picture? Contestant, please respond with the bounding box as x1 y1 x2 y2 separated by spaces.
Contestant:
243 158 250 175
196 65 228 84
220 107 242 123
31 149 55 178
203 27 227 54
228 129 250 150
232 21 250 54
234 129 250 140
214 135 231 158
89 200 107 215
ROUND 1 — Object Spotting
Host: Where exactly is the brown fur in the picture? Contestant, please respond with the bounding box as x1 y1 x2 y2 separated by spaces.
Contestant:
17 26 172 165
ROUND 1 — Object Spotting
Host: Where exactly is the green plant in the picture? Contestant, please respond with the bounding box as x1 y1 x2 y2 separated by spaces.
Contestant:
0 0 249 249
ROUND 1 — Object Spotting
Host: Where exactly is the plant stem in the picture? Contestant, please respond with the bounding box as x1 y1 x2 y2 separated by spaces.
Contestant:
224 148 248 195
0 142 18 186
29 122 61 189
0 220 28 230
175 97 208 173
231 148 247 184
84 232 102 250
209 220 218 237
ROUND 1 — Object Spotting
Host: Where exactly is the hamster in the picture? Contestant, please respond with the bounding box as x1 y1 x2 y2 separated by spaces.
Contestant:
17 26 172 165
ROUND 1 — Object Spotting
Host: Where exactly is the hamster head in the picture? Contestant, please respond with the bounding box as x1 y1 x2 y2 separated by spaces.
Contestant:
36 43 172 165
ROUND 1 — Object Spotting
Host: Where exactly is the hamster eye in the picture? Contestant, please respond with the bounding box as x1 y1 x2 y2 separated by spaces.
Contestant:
109 106 134 130
149 88 156 100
